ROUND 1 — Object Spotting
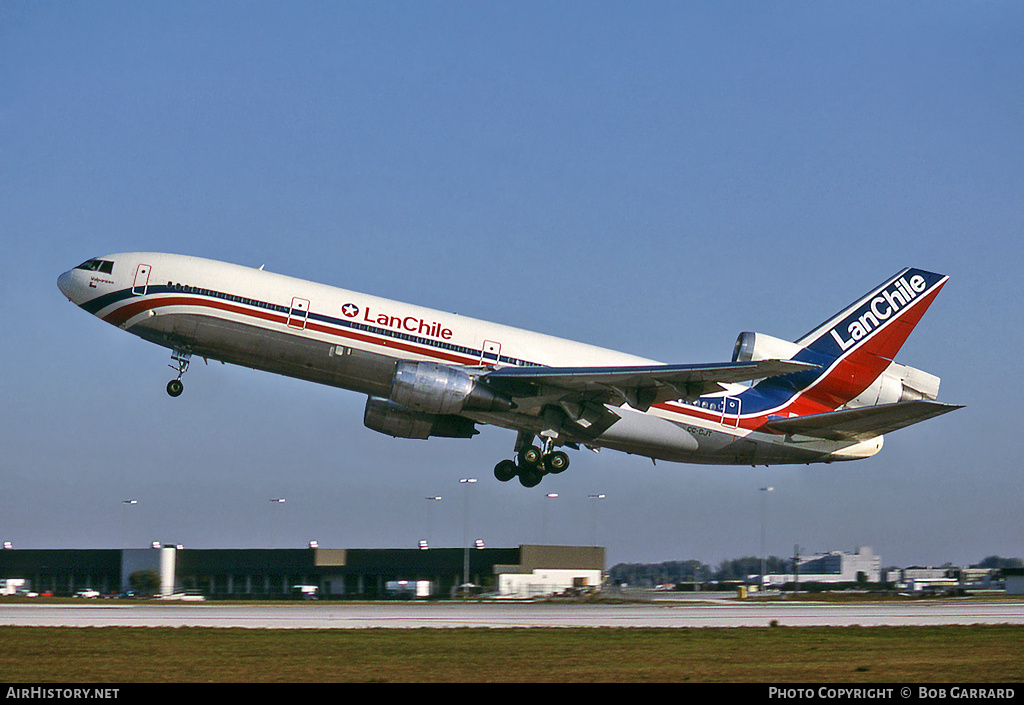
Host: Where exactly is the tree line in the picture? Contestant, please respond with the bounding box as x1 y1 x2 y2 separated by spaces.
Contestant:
608 556 794 586
608 554 1023 587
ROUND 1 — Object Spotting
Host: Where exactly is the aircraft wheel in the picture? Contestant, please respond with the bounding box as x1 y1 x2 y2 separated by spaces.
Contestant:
166 379 184 397
493 459 517 483
518 467 543 488
518 445 543 468
544 451 570 474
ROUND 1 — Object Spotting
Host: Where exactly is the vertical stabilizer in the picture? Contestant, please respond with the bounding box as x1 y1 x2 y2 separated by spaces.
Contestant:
747 268 949 414
796 268 947 362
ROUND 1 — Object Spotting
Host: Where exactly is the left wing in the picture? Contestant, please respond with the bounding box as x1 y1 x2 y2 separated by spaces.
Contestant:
474 359 815 442
483 359 816 412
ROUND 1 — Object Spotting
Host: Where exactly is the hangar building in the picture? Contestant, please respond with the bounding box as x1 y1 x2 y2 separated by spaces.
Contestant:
0 544 604 599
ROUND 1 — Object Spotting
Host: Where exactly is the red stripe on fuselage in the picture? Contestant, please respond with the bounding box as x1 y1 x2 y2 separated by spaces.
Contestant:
101 294 481 366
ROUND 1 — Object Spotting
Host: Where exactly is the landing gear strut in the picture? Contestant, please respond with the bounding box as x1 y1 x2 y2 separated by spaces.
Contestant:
492 434 571 487
166 350 191 397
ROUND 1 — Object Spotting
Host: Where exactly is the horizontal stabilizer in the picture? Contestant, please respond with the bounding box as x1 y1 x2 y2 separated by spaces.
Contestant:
764 400 962 441
485 359 816 410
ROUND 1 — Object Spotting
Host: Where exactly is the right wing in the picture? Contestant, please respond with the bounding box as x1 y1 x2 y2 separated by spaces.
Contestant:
763 400 963 441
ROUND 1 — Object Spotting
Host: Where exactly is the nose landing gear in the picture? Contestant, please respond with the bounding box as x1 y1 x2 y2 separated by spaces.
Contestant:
166 350 191 397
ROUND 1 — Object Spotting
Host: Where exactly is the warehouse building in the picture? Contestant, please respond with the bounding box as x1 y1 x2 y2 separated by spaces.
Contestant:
0 544 604 599
1005 568 1024 595
796 545 881 583
761 546 882 587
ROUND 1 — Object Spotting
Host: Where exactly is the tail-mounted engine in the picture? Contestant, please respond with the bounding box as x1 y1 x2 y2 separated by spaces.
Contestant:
846 361 940 407
732 332 804 363
733 332 940 408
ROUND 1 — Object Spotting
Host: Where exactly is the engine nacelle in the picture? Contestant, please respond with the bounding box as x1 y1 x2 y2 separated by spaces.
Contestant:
390 361 513 415
732 332 804 363
363 397 478 439
846 361 940 408
734 332 940 408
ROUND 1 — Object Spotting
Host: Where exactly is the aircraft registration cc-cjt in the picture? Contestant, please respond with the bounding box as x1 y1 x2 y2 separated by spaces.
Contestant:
58 254 960 487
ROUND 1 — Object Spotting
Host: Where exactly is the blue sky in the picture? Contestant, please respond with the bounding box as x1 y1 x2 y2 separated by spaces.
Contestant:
2 1 1021 568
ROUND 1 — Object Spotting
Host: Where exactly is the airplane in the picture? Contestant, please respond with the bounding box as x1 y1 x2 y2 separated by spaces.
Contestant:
57 253 961 487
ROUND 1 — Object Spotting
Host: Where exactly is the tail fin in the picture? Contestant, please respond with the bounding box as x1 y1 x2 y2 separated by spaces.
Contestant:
791 267 948 411
737 268 949 416
795 268 948 360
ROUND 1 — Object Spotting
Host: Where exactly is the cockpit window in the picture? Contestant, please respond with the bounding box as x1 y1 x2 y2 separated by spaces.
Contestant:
75 259 114 274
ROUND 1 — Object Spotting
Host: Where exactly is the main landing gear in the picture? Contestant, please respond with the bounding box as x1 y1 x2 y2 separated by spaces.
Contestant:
166 350 191 397
493 434 570 487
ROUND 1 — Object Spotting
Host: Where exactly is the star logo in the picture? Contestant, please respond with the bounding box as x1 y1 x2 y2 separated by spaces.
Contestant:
341 303 359 318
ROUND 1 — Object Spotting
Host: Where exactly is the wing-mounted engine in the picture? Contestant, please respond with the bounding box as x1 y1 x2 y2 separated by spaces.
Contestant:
363 396 478 439
391 361 513 414
363 362 514 440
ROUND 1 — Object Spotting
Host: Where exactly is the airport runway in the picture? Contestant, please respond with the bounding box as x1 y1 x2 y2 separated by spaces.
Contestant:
1 599 1022 629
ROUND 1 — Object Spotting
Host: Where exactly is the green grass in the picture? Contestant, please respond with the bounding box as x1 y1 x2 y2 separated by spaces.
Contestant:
1 625 1021 682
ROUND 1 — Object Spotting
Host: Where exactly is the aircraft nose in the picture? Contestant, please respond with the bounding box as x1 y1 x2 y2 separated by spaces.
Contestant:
57 269 78 302
57 270 72 296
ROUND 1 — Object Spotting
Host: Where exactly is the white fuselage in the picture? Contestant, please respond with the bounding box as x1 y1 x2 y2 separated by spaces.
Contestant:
57 252 882 467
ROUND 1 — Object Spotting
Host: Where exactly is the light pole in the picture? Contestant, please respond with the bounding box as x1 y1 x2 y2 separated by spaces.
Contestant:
422 495 442 549
588 494 606 547
460 479 476 594
760 486 773 589
793 544 801 595
121 500 137 550
269 498 285 549
542 493 558 545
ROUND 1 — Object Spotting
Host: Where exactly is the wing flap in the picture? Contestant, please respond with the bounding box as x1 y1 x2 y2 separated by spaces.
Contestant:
763 400 962 441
